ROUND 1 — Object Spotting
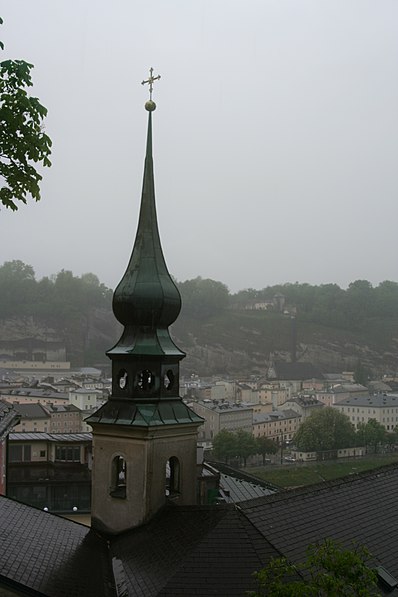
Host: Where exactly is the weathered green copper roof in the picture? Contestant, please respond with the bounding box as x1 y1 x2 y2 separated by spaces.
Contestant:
100 95 195 423
86 399 203 427
112 112 181 330
107 326 184 357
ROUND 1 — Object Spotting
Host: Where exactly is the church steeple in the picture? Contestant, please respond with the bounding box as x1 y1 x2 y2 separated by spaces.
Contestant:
112 107 182 332
87 70 203 535
105 94 186 400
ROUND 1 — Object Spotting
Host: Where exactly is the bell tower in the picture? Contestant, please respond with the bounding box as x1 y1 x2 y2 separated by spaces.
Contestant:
88 70 203 535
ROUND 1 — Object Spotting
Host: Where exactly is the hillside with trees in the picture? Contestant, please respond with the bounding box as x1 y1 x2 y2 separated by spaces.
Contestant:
0 260 116 366
1 261 398 374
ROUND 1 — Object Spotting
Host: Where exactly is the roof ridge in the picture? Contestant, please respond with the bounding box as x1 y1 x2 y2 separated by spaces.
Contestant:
240 461 398 508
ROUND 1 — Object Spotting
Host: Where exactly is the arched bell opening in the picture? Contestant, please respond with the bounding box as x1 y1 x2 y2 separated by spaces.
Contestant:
165 456 180 498
110 455 127 499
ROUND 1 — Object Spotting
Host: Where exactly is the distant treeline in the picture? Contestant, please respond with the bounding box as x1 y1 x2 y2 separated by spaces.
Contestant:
179 276 398 331
1 261 398 334
0 260 112 322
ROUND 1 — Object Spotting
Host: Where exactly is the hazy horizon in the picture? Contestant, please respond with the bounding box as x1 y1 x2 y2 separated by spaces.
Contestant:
0 256 395 295
1 1 397 293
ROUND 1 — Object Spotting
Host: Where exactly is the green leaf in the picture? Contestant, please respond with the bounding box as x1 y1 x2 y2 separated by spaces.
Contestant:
0 50 52 210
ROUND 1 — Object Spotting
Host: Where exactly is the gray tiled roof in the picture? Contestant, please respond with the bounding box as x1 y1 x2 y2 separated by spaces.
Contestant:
240 464 398 595
111 506 279 597
332 383 368 393
0 497 113 597
0 401 20 441
9 432 92 442
204 462 280 503
50 404 81 413
0 388 68 399
254 409 300 423
1 463 398 595
12 402 49 419
288 395 323 407
335 393 398 407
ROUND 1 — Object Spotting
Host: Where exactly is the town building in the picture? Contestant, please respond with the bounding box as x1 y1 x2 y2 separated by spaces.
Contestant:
190 400 253 443
279 394 324 419
48 404 82 433
5 400 84 433
236 381 259 403
42 376 81 392
0 338 67 362
252 409 301 443
252 402 273 415
69 387 103 410
0 339 70 371
267 360 323 394
258 381 289 407
10 402 49 432
0 387 69 406
334 393 398 431
7 431 92 511
210 379 236 401
292 446 366 461
332 382 369 399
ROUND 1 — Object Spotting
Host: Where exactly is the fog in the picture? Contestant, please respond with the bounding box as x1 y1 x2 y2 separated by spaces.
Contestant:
1 1 397 292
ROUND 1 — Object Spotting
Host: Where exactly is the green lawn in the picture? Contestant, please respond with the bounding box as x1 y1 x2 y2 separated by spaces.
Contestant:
247 453 398 488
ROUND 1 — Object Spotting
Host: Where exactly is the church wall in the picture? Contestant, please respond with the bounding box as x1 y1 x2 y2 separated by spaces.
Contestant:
0 440 6 495
91 424 199 535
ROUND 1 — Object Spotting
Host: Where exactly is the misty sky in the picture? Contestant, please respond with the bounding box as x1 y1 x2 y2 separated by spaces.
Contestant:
1 1 397 293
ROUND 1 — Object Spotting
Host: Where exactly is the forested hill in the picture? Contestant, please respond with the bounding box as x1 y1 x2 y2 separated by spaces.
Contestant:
1 261 398 376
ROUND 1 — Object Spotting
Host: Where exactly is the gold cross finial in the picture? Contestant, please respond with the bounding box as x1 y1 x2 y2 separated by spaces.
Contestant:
141 67 161 100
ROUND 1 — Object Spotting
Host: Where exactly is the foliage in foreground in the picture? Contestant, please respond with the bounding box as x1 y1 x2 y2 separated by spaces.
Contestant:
249 539 381 596
0 17 52 210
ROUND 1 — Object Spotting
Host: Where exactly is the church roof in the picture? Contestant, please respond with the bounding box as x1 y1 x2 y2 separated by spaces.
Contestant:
206 462 280 502
111 109 182 336
110 505 278 596
2 463 398 595
270 361 323 381
0 497 113 597
86 398 202 427
240 463 398 594
0 400 20 441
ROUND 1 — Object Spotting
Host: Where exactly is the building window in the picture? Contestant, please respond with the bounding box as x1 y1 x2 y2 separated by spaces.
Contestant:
55 446 80 462
110 456 126 499
9 444 31 462
39 450 46 458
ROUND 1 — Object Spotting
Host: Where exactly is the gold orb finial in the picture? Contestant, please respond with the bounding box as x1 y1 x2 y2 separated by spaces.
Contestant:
145 100 157 111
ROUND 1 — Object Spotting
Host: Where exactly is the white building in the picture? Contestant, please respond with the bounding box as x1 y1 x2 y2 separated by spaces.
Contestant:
69 388 102 411
334 393 398 431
